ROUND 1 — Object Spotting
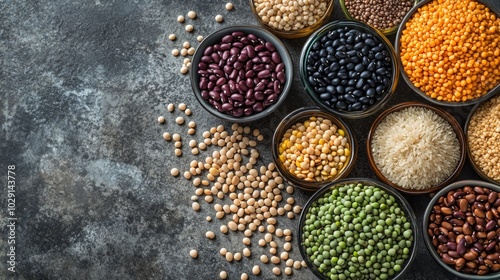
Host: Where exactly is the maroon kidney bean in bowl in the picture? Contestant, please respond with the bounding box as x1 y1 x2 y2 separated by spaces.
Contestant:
190 25 293 123
423 180 500 279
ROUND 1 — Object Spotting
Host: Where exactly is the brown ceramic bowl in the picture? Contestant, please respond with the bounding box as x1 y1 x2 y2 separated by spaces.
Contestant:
249 0 334 39
366 102 467 194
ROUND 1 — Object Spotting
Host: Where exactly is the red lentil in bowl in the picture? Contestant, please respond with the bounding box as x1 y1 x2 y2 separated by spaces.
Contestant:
396 0 500 106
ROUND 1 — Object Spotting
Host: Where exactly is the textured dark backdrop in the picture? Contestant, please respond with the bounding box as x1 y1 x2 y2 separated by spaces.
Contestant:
1 0 499 279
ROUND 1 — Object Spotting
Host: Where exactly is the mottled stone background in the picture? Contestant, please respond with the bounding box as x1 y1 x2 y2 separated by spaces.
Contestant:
1 0 498 279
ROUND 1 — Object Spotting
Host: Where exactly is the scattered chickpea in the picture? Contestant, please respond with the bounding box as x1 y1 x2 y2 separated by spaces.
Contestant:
293 260 302 269
206 216 212 222
240 273 248 280
192 202 200 211
163 132 171 141
167 103 175 112
225 2 234 10
184 171 192 179
261 255 269 263
284 267 293 275
252 265 260 275
215 15 224 23
188 128 195 135
219 271 228 279
220 248 227 256
225 252 233 262
197 35 204 42
172 49 180 56
182 41 190 49
233 252 242 261
180 48 188 56
271 256 280 264
176 116 185 125
180 66 188 74
220 225 228 234
170 168 179 176
185 24 194 32
189 249 198 258
242 247 251 257
177 15 185 23
185 108 192 116
187 11 196 19
272 267 281 275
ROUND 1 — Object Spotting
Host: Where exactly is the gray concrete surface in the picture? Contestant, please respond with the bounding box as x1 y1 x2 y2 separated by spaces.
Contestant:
1 0 498 279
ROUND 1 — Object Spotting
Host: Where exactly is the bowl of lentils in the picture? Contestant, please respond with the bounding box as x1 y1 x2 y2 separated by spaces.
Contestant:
298 178 417 280
300 20 399 119
190 25 293 122
249 0 334 39
465 92 500 184
396 0 500 106
366 102 467 194
424 180 500 279
271 107 356 191
339 0 418 35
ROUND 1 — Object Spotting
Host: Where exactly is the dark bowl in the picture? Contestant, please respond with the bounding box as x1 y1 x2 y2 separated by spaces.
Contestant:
395 0 500 107
190 25 293 123
298 178 418 280
366 102 467 194
271 107 357 191
300 20 399 119
464 92 500 184
423 180 500 279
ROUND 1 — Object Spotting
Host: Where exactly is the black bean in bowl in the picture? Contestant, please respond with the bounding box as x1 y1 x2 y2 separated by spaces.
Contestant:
190 25 293 123
300 20 398 119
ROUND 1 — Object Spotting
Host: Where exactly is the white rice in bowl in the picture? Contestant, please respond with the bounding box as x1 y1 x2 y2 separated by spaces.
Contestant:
371 106 460 190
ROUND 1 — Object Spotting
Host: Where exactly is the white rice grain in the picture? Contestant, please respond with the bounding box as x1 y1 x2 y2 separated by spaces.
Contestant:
371 106 460 190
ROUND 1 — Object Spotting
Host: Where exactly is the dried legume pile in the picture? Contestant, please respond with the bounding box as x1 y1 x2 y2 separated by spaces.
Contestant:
302 182 414 279
427 185 500 275
278 116 350 182
253 0 330 31
467 94 500 182
159 103 307 278
306 26 393 112
344 0 414 30
197 31 286 117
400 0 500 102
371 106 460 190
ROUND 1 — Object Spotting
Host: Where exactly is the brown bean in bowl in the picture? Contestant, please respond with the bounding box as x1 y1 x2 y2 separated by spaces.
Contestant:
423 180 500 279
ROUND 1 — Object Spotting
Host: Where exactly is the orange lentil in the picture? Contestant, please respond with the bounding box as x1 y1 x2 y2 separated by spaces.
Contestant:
400 0 500 102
